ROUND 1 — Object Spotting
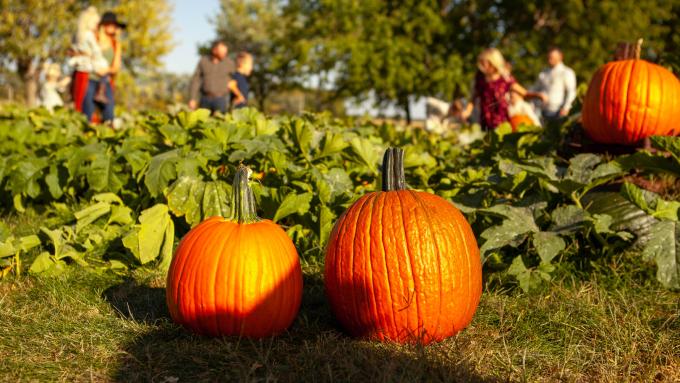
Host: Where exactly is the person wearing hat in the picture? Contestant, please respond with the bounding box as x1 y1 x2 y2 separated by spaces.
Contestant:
81 10 125 123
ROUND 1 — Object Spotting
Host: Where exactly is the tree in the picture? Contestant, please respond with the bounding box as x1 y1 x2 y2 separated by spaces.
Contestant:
0 0 174 107
0 0 78 106
212 0 308 110
302 0 466 122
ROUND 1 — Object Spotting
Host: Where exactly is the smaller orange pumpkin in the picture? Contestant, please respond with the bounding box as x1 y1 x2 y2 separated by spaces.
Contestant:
509 114 535 131
166 165 303 338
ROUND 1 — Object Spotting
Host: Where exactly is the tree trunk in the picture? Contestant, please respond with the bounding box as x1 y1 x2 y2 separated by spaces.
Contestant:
17 58 40 107
401 96 411 124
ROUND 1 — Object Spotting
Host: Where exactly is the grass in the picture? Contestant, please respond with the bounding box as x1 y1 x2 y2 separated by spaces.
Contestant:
1 255 678 382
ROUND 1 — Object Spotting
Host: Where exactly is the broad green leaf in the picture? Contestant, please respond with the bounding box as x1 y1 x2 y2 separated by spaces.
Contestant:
108 205 134 226
642 220 680 289
315 131 348 159
45 165 63 199
654 199 680 221
0 222 10 242
0 238 16 258
29 252 56 274
591 214 614 234
551 205 588 233
123 204 174 265
87 152 123 192
160 123 190 145
566 153 602 184
533 232 566 264
349 137 381 172
18 235 41 252
292 119 315 157
177 108 210 128
74 202 111 233
583 192 657 243
620 182 654 215
650 136 680 163
145 149 180 197
273 192 313 223
166 176 229 226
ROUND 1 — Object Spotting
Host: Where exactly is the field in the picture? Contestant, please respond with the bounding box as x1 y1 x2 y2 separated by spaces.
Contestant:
0 106 679 381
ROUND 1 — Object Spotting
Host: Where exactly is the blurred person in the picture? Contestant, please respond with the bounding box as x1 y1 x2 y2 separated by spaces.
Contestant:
40 63 71 111
69 6 103 112
188 40 235 114
532 47 577 121
508 91 541 127
81 11 125 123
459 48 542 130
228 52 252 109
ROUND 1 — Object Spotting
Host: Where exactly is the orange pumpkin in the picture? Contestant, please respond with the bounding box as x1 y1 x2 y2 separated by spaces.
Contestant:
324 148 482 344
509 114 535 131
166 165 303 338
582 43 680 145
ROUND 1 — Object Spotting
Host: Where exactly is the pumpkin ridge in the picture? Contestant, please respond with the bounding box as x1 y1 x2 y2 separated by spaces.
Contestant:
206 221 236 335
267 223 298 335
168 218 220 321
408 190 444 339
212 222 239 335
376 192 399 339
454 205 482 328
639 61 651 140
185 222 223 334
363 189 383 339
394 190 423 340
172 219 222 326
196 222 233 335
346 193 374 335
619 61 635 140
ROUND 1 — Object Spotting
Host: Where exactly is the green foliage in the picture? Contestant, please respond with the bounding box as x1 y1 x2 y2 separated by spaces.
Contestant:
0 106 679 292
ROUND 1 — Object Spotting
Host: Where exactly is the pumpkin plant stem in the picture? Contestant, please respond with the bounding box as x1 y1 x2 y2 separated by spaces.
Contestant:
229 164 260 224
382 147 406 191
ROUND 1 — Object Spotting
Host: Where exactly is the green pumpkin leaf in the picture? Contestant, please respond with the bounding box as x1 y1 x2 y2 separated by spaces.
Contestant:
177 108 210 129
349 137 381 172
532 232 566 264
166 176 229 226
45 165 63 199
122 204 174 265
273 192 313 223
642 220 680 289
315 131 348 159
145 150 180 197
160 123 190 145
319 205 335 246
74 202 111 233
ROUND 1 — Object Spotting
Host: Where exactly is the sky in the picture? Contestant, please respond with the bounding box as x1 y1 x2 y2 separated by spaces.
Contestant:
165 0 426 119
164 0 220 75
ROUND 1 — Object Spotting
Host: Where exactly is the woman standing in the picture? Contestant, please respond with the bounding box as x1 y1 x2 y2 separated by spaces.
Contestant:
81 11 124 124
70 7 101 112
460 48 542 130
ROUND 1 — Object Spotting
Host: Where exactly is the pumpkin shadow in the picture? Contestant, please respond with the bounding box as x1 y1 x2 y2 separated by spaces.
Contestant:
111 269 494 382
103 277 170 324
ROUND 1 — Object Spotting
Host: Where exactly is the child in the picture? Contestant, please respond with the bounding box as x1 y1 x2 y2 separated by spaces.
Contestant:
39 63 71 111
508 90 541 127
229 52 253 109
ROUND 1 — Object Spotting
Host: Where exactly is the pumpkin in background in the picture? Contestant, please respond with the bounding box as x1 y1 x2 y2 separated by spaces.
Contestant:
582 40 680 145
166 165 303 338
509 114 535 131
324 148 482 344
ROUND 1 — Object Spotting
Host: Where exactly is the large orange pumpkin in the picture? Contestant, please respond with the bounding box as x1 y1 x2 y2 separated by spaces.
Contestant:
582 42 680 145
509 114 535 131
166 165 303 338
324 148 482 344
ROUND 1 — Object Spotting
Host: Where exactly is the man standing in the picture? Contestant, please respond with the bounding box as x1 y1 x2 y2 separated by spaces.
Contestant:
188 40 235 114
533 47 577 121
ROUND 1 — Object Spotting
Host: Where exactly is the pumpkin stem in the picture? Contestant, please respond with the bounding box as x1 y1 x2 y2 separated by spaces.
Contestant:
634 38 643 60
229 164 260 224
382 147 406 191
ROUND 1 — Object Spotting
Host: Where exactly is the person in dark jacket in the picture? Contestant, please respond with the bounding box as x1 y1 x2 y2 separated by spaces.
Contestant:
228 52 252 109
188 40 235 114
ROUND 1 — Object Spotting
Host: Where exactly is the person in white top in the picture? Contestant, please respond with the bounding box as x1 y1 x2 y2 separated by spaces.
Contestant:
533 47 577 120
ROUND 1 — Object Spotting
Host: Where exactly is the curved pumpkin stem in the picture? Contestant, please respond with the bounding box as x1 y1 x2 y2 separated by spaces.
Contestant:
229 164 260 224
634 38 643 60
382 147 406 191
